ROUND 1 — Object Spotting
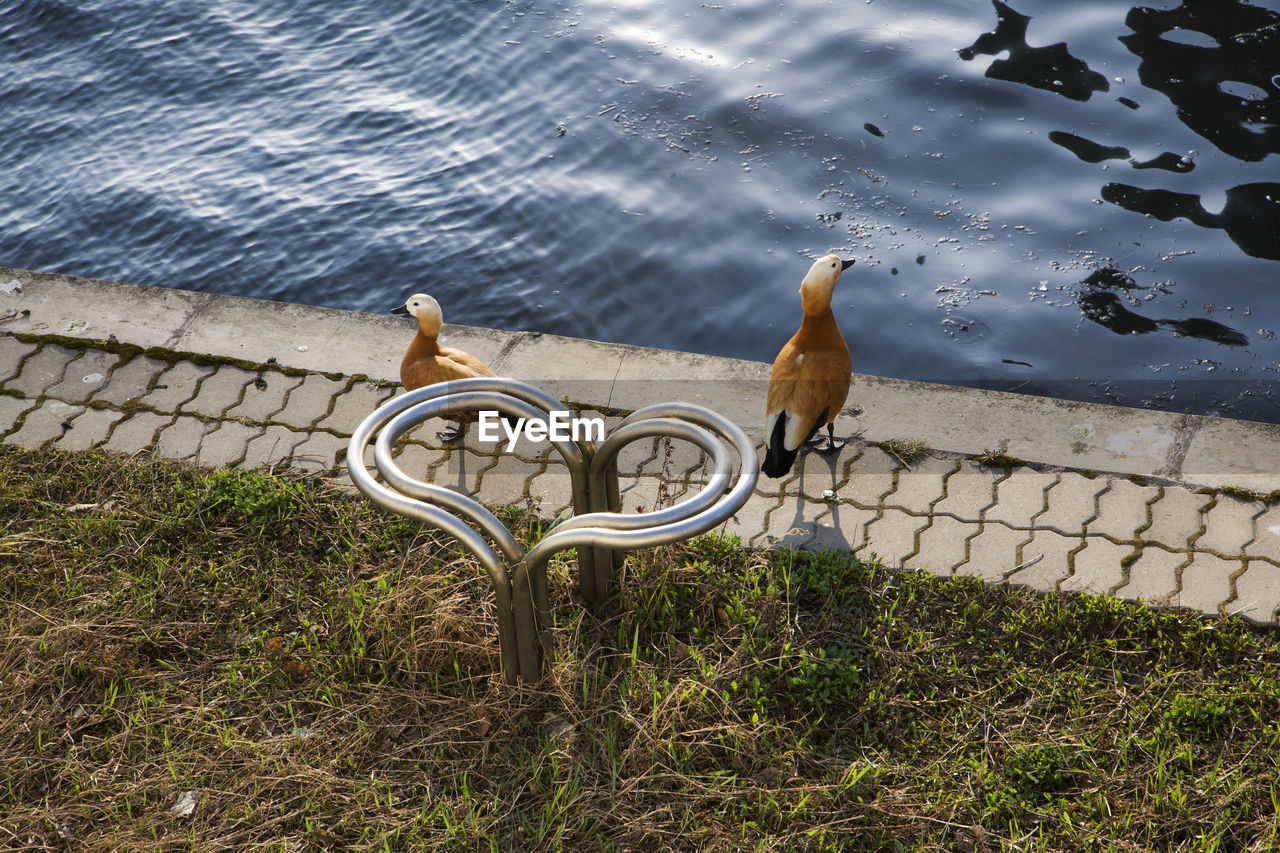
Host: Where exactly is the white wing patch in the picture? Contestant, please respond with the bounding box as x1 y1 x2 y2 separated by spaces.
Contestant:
782 410 811 451
766 409 812 453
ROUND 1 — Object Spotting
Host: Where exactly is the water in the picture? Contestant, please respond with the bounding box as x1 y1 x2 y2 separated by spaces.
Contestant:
3 0 1278 420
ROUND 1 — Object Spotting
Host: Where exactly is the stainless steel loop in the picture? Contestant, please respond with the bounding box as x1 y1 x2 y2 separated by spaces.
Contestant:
346 378 759 683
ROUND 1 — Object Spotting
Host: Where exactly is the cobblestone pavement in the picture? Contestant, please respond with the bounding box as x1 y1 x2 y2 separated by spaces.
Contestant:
4 330 1279 627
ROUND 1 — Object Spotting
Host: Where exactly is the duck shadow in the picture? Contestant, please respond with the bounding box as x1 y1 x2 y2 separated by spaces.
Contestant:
774 441 855 552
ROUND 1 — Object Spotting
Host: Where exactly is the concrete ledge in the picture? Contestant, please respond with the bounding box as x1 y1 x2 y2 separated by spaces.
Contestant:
5 265 1275 489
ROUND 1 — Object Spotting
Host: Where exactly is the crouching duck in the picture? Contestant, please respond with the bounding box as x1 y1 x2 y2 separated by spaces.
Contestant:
391 292 500 443
762 255 856 478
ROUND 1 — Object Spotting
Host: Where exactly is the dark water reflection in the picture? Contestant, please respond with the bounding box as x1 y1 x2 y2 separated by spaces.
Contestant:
1102 182 1280 262
962 0 1280 265
1078 268 1250 345
959 0 1110 102
2 0 1279 422
1122 0 1280 163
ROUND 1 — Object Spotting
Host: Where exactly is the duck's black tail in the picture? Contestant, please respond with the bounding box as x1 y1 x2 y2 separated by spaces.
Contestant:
761 409 828 479
762 415 798 478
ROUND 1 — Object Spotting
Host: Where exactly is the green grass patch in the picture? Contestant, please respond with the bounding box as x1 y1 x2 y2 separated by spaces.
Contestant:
2 444 1280 850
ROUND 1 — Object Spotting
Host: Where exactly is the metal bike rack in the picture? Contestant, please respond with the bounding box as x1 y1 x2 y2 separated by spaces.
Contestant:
346 377 758 684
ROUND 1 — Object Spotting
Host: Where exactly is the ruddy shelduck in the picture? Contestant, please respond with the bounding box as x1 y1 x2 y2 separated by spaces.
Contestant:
762 255 856 478
392 292 499 442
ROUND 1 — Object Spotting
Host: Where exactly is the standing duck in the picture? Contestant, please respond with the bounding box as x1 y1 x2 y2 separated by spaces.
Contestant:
762 255 856 478
391 292 499 443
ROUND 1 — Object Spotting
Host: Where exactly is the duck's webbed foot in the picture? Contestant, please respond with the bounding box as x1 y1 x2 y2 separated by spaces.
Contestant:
810 423 844 454
436 422 466 444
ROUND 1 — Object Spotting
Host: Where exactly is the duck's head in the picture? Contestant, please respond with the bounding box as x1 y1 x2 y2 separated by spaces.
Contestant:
391 293 444 337
799 254 855 315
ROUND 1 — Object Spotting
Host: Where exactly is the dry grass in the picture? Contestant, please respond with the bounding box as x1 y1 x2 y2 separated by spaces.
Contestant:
2 444 1280 851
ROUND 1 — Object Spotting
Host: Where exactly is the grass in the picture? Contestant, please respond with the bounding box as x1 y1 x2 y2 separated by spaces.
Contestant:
3 444 1280 851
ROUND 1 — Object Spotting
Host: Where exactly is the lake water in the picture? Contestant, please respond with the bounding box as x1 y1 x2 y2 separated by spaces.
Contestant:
3 0 1278 420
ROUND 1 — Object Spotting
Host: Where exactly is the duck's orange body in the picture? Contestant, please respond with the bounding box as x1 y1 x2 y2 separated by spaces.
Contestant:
762 255 855 478
399 325 497 391
392 293 498 439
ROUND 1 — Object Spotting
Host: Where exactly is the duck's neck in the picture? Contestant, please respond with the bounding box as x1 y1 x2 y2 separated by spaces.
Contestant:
407 327 441 359
796 307 841 343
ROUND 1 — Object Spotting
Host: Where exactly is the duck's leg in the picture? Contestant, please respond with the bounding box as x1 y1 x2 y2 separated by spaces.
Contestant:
811 422 844 454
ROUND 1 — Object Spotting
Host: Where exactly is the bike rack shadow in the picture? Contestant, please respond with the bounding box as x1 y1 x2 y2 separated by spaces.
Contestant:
346 377 759 684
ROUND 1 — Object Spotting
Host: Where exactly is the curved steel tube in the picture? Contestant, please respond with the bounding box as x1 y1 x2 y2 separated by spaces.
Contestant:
589 401 758 583
347 396 523 679
347 380 759 684
374 392 570 564
523 403 758 625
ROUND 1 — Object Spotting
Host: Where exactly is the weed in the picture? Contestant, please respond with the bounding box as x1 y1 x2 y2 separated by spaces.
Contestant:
974 448 1027 469
875 437 929 465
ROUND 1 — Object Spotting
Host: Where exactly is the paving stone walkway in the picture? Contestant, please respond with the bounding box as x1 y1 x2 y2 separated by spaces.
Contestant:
4 327 1280 628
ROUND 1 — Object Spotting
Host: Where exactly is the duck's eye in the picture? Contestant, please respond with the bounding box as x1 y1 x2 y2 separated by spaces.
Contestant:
831 261 838 268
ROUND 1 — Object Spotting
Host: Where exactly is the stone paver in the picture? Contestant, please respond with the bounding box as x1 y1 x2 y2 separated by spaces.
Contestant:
0 335 38 382
197 421 261 468
1245 504 1280 563
180 365 255 418
811 501 876 553
102 411 172 455
5 344 76 398
1114 546 1187 604
1142 487 1212 550
956 523 1029 583
138 361 215 413
865 509 929 566
272 374 346 429
1060 537 1132 596
0 395 38 435
906 515 978 575
1087 478 1158 542
44 349 120 403
883 456 956 514
56 407 125 452
1229 562 1280 626
476 453 539 508
389 443 452 484
6 399 83 449
1174 552 1241 616
722 488 774 543
768 497 832 551
934 461 1003 522
317 381 395 434
1196 496 1263 556
840 446 898 508
291 430 352 474
241 425 305 471
789 446 848 497
526 464 574 517
1008 530 1078 592
1036 473 1106 534
984 468 1056 529
155 415 211 462
225 370 303 421
89 354 168 406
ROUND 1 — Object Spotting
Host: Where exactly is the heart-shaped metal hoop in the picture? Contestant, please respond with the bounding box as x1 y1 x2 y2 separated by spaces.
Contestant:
347 378 758 683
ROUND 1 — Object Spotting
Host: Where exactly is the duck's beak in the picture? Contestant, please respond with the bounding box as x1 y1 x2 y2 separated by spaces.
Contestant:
390 304 410 316
841 259 856 271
